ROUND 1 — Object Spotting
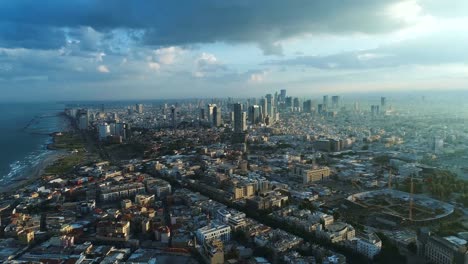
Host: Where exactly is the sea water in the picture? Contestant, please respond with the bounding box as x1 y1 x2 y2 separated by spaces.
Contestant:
0 102 68 184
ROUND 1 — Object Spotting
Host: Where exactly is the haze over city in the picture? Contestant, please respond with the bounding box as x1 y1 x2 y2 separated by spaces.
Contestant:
1 0 468 101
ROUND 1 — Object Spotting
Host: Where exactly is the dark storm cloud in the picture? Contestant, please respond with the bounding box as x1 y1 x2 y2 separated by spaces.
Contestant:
0 0 405 53
0 22 66 50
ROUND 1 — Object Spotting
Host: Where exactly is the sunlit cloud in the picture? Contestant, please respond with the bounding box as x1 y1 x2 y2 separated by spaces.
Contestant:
97 65 109 73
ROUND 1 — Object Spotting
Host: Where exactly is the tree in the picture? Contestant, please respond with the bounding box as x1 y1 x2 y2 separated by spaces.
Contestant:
253 246 275 262
373 233 406 264
333 211 341 221
407 242 417 254
232 229 249 244
298 199 317 212
225 247 239 260
374 156 390 165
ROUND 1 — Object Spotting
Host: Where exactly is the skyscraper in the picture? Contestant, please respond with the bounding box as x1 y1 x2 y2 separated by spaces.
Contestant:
331 96 340 109
248 105 261 124
381 97 387 109
280 89 287 102
78 109 89 130
323 95 329 108
115 122 127 140
136 103 144 114
207 104 216 125
285 96 293 110
259 98 267 121
98 123 110 140
213 105 222 127
233 103 245 133
293 97 300 111
170 106 177 128
266 94 275 122
371 105 380 116
317 104 324 115
303 100 313 113
200 108 205 120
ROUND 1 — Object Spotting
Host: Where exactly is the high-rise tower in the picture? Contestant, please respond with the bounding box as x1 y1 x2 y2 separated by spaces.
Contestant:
233 103 245 133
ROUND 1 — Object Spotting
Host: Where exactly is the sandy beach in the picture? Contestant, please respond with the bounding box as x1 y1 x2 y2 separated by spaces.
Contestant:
0 150 69 193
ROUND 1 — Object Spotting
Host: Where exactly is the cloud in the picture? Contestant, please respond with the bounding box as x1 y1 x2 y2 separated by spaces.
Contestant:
0 22 66 50
148 62 160 71
248 70 269 83
193 52 227 77
1 0 467 101
154 46 183 65
95 52 106 62
267 29 468 69
258 42 283 56
67 26 103 51
416 0 468 18
97 65 110 73
0 1 416 53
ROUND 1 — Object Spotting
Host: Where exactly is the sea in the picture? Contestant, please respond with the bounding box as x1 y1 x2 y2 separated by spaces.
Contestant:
0 102 69 184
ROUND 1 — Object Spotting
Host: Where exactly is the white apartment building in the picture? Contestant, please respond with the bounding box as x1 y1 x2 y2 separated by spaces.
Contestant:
196 221 231 244
357 233 382 259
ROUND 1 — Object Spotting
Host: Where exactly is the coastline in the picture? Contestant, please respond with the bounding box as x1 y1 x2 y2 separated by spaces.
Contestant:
0 111 73 194
0 150 69 194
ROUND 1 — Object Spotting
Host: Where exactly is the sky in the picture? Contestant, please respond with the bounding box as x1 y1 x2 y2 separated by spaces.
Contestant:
0 0 467 101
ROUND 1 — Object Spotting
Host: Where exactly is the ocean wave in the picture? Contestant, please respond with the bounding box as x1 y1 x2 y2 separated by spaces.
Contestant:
0 107 69 185
0 149 52 184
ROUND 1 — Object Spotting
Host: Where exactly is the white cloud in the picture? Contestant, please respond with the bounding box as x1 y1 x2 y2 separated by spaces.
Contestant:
193 52 226 78
154 46 183 65
97 65 110 73
386 0 438 43
388 0 424 24
95 52 106 62
148 62 161 71
249 70 269 83
193 71 205 78
357 53 393 61
197 52 219 65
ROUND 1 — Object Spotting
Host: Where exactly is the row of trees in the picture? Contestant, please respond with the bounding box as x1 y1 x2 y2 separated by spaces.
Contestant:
395 169 468 202
425 170 468 201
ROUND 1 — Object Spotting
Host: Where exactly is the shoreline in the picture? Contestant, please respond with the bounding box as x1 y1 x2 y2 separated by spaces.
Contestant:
0 149 69 193
0 111 73 194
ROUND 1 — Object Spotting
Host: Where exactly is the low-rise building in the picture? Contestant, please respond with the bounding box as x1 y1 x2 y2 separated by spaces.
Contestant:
216 208 246 231
195 221 231 244
99 182 145 202
418 229 468 264
290 164 331 184
96 220 131 242
356 232 382 259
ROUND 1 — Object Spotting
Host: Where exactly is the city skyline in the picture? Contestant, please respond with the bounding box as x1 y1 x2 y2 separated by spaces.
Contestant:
1 1 468 101
1 2 468 263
